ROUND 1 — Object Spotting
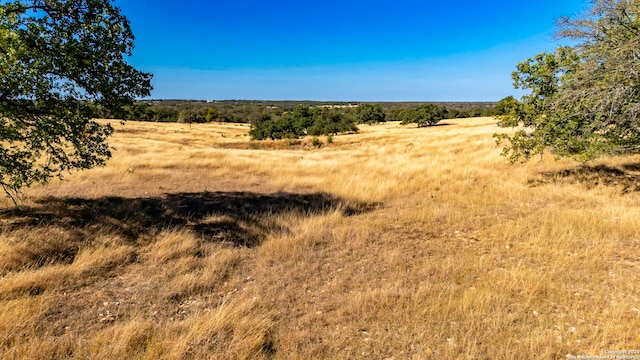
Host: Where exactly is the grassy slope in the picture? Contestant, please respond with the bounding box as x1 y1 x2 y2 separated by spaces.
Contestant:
1 118 639 359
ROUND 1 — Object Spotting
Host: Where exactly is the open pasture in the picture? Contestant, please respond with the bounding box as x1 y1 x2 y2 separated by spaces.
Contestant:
1 118 639 359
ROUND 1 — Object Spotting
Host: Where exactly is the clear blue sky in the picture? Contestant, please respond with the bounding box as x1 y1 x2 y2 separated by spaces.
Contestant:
115 0 587 101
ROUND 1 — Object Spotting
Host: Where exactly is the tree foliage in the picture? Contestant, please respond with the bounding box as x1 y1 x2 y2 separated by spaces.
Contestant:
497 0 640 162
306 109 357 136
401 103 447 127
493 96 520 117
249 106 357 140
89 100 497 124
249 113 307 140
355 103 386 124
0 0 152 199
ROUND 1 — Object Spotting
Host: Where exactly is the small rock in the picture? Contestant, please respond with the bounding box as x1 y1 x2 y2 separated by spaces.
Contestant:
99 314 116 323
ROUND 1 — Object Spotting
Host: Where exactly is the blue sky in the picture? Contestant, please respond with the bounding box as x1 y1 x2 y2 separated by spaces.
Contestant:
115 0 587 101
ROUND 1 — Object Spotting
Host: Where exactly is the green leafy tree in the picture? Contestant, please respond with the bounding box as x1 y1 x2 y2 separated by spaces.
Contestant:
248 114 271 140
402 103 447 127
497 0 640 162
273 113 307 139
446 108 462 119
249 107 358 140
291 105 315 130
177 106 207 125
249 113 305 140
307 110 357 136
205 107 218 122
0 0 152 200
355 103 386 124
494 96 521 117
493 95 524 127
386 108 407 122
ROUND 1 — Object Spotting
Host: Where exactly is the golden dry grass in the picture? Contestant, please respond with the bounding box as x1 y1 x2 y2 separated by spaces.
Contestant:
1 118 640 359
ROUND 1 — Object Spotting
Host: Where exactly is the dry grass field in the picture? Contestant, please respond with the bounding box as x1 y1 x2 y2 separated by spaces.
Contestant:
1 117 639 359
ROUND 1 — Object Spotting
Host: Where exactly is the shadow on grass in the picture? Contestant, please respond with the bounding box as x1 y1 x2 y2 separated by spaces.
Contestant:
528 163 640 193
416 123 451 128
0 191 381 248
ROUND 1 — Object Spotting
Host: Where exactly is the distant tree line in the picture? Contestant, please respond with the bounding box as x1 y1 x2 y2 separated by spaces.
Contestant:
249 103 478 140
92 100 498 140
93 100 497 126
94 101 273 124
